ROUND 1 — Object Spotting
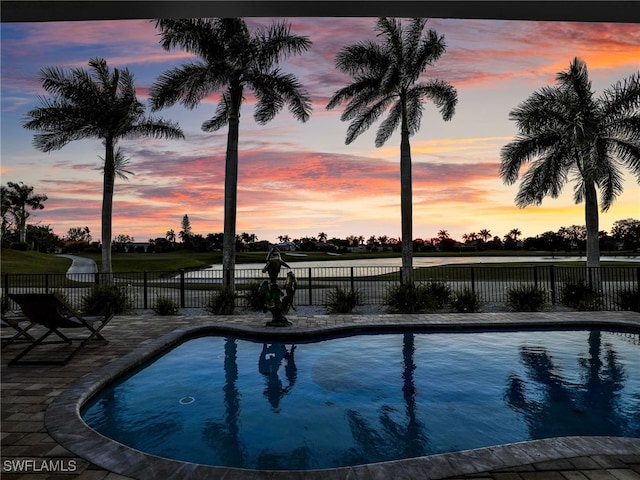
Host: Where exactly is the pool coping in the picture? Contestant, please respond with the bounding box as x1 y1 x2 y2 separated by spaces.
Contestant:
45 312 640 480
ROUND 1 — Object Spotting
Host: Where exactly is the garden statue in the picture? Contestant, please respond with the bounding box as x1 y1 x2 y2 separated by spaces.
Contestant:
260 247 296 326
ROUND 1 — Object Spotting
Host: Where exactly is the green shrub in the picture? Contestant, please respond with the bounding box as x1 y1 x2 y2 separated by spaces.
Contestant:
82 284 133 315
243 282 265 311
384 283 437 313
423 281 451 309
152 295 180 315
616 287 640 312
204 287 236 315
325 286 363 314
561 280 601 311
450 288 482 313
11 242 29 251
506 284 548 312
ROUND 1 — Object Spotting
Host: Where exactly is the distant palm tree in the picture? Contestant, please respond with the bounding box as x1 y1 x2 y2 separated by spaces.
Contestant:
1 181 47 244
23 58 184 278
500 57 640 268
479 229 491 242
508 228 522 241
318 232 328 242
150 19 312 288
437 229 450 240
327 18 457 283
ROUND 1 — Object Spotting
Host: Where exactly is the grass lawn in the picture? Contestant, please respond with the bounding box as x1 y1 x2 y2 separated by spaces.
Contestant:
1 249 401 275
2 248 636 276
1 249 73 275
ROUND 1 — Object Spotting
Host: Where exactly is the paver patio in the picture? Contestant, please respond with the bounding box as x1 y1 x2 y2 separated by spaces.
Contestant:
2 311 639 479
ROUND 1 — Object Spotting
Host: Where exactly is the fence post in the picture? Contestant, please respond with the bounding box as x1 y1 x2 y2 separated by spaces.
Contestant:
470 266 476 294
94 272 100 285
350 267 355 293
549 265 556 305
143 271 148 309
3 273 9 298
399 268 404 285
308 268 313 306
533 266 538 288
45 273 50 294
179 269 185 308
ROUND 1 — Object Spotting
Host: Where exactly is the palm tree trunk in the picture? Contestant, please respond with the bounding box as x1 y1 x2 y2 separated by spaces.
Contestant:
222 85 242 289
584 180 601 293
584 180 600 269
101 139 116 282
17 215 27 244
400 99 413 284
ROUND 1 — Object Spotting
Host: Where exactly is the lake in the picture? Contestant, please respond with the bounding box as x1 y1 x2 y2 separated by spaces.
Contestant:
184 254 639 278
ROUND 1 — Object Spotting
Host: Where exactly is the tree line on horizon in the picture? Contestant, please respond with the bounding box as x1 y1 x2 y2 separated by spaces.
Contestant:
2 189 639 256
7 18 639 285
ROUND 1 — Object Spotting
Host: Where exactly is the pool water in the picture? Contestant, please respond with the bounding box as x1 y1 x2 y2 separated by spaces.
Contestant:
82 329 640 470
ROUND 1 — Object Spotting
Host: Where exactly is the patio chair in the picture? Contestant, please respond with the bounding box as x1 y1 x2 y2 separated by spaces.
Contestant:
6 293 113 366
1 312 36 348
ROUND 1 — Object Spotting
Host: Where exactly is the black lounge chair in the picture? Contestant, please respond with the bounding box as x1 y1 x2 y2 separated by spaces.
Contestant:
6 293 113 366
1 312 36 348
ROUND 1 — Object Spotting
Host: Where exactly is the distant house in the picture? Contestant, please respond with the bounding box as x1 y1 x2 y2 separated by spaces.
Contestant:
126 242 151 253
273 241 298 251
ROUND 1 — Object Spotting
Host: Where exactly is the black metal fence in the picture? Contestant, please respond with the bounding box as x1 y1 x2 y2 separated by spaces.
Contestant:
2 265 639 312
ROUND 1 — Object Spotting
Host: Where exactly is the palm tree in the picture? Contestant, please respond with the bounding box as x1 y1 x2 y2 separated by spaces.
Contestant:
23 58 184 278
500 57 640 269
150 19 312 288
2 181 48 244
327 18 457 284
508 228 522 241
479 229 491 242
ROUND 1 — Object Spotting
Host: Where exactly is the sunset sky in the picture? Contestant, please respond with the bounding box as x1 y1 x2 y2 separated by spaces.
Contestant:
1 16 639 244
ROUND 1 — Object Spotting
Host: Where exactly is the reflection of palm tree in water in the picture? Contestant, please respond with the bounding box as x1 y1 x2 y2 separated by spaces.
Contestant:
505 331 633 438
344 333 429 464
259 343 297 410
202 338 246 466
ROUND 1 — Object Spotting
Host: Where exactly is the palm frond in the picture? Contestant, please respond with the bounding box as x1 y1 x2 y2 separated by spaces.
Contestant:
326 80 378 111
600 72 640 117
334 41 387 77
340 84 387 122
251 69 312 124
202 92 231 132
514 151 570 207
98 147 134 181
345 95 395 145
413 79 457 121
149 62 220 110
253 20 312 68
123 118 184 140
405 90 424 135
375 100 402 147
375 17 403 60
607 137 640 180
500 132 565 184
155 19 223 58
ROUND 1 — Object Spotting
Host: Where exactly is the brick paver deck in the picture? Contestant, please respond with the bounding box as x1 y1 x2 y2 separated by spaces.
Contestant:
2 311 639 479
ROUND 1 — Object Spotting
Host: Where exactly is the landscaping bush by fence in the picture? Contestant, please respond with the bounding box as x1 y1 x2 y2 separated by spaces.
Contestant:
2 265 639 312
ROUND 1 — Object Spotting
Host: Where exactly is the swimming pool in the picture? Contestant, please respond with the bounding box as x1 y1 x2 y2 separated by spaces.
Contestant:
81 328 640 471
